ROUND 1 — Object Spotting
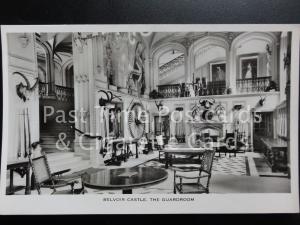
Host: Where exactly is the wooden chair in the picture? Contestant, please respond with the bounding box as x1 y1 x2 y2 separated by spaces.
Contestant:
173 150 215 194
156 135 165 161
29 154 85 195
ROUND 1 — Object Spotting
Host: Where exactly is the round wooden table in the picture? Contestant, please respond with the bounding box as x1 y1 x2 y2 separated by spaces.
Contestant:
82 167 168 194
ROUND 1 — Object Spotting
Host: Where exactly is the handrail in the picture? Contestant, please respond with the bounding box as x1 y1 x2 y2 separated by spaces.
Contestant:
236 76 272 93
236 76 272 81
71 126 103 140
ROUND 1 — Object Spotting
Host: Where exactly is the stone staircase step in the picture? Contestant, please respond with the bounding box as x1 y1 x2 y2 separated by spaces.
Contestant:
42 149 73 154
44 152 91 174
50 159 90 173
68 161 92 173
48 156 82 169
46 152 75 162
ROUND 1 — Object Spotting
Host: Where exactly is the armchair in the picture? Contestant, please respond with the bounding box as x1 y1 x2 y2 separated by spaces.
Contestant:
29 153 85 195
173 150 215 194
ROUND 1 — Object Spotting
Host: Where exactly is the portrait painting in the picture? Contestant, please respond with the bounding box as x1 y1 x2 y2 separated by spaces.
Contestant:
240 56 258 79
210 62 226 82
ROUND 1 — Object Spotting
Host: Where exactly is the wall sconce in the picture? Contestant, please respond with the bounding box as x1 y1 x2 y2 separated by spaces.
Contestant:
19 33 30 48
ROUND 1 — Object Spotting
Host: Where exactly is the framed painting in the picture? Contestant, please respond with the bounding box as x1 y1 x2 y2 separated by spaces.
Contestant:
210 61 226 82
240 55 258 79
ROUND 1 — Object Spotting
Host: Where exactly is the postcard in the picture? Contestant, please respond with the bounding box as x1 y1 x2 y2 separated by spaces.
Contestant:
0 24 299 214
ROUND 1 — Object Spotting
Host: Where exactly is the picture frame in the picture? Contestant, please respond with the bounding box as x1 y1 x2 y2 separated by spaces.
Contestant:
210 61 226 82
239 55 259 79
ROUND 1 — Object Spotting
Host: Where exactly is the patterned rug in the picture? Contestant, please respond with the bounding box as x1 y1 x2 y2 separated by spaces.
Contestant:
143 153 248 176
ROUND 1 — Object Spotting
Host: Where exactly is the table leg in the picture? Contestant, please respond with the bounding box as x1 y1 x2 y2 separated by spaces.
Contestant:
31 172 36 190
135 143 138 158
126 144 130 160
9 169 14 194
25 166 31 195
122 189 132 194
165 153 169 169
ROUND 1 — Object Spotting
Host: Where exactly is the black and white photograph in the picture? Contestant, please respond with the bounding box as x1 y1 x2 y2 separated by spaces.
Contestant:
0 25 299 214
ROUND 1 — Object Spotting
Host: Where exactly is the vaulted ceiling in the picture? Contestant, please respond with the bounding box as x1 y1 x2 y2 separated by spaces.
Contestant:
140 32 281 53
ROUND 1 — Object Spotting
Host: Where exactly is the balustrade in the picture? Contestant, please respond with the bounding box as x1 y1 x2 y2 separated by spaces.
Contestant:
157 84 181 98
39 82 74 102
39 82 50 97
157 80 226 98
236 76 272 93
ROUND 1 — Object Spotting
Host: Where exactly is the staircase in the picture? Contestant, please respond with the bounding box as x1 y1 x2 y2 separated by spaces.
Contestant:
39 89 91 173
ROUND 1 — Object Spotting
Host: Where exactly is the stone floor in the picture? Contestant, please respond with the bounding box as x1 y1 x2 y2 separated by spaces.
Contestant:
7 151 290 195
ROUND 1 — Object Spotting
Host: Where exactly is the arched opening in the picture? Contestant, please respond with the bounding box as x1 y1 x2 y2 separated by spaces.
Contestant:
190 36 229 96
158 49 185 85
36 33 75 154
231 32 278 93
151 42 187 97
36 42 49 83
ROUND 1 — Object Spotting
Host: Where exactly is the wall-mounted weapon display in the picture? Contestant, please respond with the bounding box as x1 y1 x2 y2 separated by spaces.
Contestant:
98 90 122 106
14 72 39 102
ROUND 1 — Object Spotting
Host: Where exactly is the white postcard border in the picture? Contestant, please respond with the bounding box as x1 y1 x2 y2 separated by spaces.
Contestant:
0 24 299 214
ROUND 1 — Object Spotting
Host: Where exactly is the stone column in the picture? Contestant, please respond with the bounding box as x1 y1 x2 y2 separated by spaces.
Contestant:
185 49 192 83
225 48 231 93
148 58 153 91
144 54 151 95
229 48 237 94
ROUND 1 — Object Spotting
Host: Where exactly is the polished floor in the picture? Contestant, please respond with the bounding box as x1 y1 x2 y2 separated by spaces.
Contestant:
8 151 290 195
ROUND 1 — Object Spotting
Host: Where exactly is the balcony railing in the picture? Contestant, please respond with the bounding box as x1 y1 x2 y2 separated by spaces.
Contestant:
236 76 272 93
39 82 74 102
157 84 181 98
157 80 226 98
56 85 74 102
39 82 50 97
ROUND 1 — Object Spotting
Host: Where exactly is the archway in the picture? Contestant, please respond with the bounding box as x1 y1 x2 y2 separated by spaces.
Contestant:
189 36 229 95
151 42 187 91
231 32 278 93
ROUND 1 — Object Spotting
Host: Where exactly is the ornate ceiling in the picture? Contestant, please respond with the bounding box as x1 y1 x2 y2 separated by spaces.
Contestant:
143 32 281 52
